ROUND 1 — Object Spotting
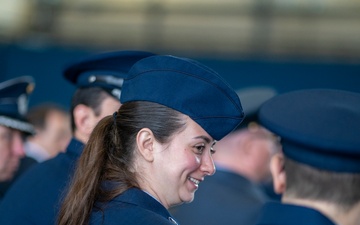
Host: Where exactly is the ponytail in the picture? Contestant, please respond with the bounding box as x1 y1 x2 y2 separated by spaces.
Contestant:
58 115 115 225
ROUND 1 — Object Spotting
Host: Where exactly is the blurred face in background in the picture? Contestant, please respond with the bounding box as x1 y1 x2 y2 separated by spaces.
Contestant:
249 132 280 182
35 110 72 157
73 94 121 144
0 126 25 181
213 125 281 184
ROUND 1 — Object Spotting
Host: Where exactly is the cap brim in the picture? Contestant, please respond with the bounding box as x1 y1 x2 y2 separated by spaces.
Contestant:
0 116 35 135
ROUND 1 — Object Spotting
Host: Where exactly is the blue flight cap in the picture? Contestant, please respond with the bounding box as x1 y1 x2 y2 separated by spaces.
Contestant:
258 89 360 173
63 50 155 99
235 86 277 130
120 55 244 141
0 76 35 134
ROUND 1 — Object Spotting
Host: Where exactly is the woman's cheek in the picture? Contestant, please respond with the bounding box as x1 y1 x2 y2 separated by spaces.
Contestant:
194 155 201 166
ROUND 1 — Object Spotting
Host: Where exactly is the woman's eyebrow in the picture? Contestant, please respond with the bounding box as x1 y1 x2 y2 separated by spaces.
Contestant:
193 135 212 144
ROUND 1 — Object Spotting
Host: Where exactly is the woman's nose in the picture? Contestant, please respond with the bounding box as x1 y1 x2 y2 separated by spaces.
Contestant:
200 151 216 176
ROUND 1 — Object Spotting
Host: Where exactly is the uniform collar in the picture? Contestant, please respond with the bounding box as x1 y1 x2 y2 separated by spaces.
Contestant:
114 187 179 224
257 202 336 225
65 138 85 157
24 141 51 162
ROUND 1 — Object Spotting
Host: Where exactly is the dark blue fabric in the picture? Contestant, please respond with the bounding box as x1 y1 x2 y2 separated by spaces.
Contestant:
63 50 155 84
90 188 178 225
0 156 37 200
256 202 336 225
121 55 244 140
0 76 33 118
259 89 360 173
0 76 35 134
170 170 268 225
0 138 84 225
63 50 155 100
63 50 154 88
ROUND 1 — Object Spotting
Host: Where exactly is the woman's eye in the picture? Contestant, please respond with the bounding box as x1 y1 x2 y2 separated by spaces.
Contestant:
195 145 205 154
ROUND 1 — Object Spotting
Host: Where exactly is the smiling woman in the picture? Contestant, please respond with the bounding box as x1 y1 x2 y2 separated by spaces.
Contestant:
57 54 244 225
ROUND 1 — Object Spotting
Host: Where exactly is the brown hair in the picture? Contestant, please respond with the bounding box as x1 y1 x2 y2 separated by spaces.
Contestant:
57 101 186 225
284 157 360 211
70 87 112 132
26 103 68 130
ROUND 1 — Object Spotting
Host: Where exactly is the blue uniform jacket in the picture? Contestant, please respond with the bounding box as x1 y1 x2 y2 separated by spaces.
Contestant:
256 202 336 225
90 187 179 225
0 138 84 225
170 169 269 225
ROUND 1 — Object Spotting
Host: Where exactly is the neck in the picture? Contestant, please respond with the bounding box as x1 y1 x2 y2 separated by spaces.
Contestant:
74 130 88 144
283 196 360 225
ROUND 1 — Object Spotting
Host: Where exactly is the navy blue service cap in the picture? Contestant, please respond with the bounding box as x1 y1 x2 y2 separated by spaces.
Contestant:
120 55 244 141
235 86 277 130
0 76 35 134
258 89 360 173
63 50 155 99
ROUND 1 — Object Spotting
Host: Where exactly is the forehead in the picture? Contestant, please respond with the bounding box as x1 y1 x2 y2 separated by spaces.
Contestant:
0 125 11 133
0 126 23 140
176 116 214 144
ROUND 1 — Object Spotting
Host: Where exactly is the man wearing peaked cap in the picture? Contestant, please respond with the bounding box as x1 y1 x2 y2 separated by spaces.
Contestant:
0 76 35 185
255 89 360 225
0 50 155 225
170 86 280 225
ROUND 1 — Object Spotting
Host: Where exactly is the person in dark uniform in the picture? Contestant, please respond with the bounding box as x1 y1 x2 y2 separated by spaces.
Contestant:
256 89 360 225
57 55 245 225
0 51 154 224
170 86 280 225
0 76 36 199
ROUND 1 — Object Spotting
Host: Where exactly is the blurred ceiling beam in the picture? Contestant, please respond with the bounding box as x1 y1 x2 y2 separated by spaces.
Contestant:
1 0 360 60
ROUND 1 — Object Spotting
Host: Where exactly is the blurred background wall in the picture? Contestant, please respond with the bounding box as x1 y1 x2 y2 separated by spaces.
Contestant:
0 0 359 109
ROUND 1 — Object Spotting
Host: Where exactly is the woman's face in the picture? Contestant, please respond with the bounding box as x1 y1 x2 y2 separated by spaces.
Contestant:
150 116 216 208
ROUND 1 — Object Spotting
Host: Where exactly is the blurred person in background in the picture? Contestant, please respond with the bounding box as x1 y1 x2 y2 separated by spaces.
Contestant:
256 89 360 225
24 103 71 163
0 76 35 200
170 86 281 225
0 50 154 225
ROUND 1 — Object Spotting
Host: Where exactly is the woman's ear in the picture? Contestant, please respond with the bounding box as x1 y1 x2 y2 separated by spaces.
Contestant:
136 128 155 162
270 153 286 194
